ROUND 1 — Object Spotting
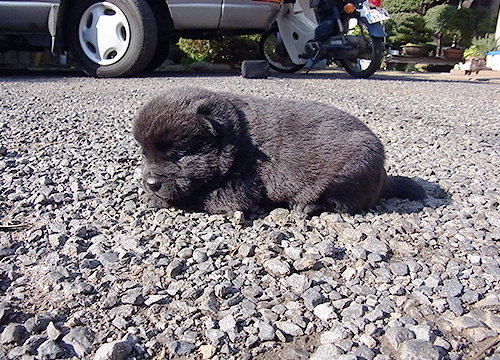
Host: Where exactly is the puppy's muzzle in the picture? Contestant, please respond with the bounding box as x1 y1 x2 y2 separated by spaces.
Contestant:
146 177 162 192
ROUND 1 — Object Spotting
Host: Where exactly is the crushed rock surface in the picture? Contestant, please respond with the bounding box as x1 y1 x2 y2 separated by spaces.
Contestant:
0 70 500 360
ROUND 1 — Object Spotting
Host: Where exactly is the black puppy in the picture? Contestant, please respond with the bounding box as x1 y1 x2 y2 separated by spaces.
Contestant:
133 87 425 215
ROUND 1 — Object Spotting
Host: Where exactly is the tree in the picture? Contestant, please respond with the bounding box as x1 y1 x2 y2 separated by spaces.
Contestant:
386 12 433 46
424 4 457 53
382 0 438 15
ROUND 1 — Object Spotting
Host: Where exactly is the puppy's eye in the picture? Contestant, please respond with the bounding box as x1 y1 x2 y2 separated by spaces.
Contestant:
154 141 170 154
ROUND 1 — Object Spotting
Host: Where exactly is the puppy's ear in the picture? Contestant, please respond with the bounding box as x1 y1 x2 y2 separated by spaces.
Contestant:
196 103 225 137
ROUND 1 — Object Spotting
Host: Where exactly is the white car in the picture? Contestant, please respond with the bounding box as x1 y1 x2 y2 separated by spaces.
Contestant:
0 0 281 77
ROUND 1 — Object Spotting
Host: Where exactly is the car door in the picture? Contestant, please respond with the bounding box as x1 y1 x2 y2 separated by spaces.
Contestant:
218 0 280 30
0 0 58 34
166 0 223 30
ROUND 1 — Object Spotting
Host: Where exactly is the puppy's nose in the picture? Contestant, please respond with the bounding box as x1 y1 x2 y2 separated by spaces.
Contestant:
146 177 162 192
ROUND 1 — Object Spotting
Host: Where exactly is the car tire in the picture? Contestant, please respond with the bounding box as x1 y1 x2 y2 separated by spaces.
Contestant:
67 0 157 77
145 37 170 72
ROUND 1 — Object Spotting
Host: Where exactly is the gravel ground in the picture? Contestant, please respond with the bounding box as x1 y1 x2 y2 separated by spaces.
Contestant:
0 69 499 360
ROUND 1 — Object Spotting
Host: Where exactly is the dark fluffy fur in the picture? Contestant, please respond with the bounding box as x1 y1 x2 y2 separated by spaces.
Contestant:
133 87 426 215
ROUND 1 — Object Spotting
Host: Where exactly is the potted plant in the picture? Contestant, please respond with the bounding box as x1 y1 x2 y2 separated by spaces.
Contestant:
386 12 432 56
402 43 430 57
443 45 464 60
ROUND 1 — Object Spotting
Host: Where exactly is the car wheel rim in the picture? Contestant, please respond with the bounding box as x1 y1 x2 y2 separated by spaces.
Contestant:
78 2 131 65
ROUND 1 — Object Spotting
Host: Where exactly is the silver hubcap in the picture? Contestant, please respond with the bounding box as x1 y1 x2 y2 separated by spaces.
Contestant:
78 2 130 65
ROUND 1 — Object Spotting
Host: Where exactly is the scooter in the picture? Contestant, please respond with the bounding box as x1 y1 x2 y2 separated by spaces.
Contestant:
259 0 390 78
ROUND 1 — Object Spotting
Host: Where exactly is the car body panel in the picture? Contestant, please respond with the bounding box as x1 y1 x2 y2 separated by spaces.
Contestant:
218 0 280 30
167 0 223 29
0 0 58 33
0 0 281 53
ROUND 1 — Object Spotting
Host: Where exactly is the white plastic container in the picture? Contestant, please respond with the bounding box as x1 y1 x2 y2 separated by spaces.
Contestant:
486 51 500 71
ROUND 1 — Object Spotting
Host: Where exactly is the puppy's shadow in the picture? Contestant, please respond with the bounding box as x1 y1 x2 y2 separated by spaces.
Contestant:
246 178 449 223
375 178 450 215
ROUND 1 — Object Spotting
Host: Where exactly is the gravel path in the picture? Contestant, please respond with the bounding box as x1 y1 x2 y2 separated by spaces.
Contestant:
0 70 500 360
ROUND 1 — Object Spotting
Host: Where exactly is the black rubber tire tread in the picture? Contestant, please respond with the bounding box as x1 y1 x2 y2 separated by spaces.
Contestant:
340 37 384 79
67 0 157 77
259 28 305 73
145 37 170 72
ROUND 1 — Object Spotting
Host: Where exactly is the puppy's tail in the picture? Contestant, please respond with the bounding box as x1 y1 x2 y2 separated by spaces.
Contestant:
381 175 427 201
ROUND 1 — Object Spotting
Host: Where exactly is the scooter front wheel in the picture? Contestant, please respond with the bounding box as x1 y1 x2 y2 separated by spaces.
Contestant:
260 28 305 73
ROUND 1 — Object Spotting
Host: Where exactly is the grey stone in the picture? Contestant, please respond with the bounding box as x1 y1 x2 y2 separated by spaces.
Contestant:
341 302 367 320
177 247 193 259
46 322 61 341
61 326 93 357
362 237 389 256
25 313 53 333
23 334 47 354
258 322 275 341
365 308 385 322
384 326 416 351
193 249 209 263
310 344 344 360
264 258 290 277
7 346 26 359
1 323 27 345
269 208 290 225
302 288 326 311
461 290 479 304
425 273 442 288
316 241 337 257
314 303 336 322
167 340 196 356
390 262 410 276
98 252 119 267
214 282 233 298
121 288 144 305
293 255 317 271
448 296 464 316
410 323 432 342
282 347 310 360
205 328 226 345
93 340 132 360
37 340 65 359
338 355 358 360
399 340 441 360
286 273 311 295
353 345 376 360
351 245 367 260
441 279 464 297
275 321 303 336
219 314 237 333
238 243 256 258
166 259 184 278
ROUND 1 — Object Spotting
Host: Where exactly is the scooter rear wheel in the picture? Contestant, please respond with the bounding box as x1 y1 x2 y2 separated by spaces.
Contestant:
339 22 384 79
260 28 305 73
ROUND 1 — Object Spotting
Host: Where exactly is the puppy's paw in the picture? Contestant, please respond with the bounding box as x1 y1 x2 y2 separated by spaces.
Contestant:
145 193 172 209
291 202 323 216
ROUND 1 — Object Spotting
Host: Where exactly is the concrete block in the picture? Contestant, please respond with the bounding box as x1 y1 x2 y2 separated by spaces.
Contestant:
241 60 269 79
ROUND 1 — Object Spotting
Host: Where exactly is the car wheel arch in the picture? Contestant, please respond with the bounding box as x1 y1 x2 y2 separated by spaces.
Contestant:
53 0 174 53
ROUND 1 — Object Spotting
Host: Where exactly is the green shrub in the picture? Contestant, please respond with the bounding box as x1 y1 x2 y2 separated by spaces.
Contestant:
464 33 500 59
178 39 214 62
448 7 475 47
423 4 475 52
382 0 434 14
386 12 432 46
178 36 261 65
424 4 455 36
